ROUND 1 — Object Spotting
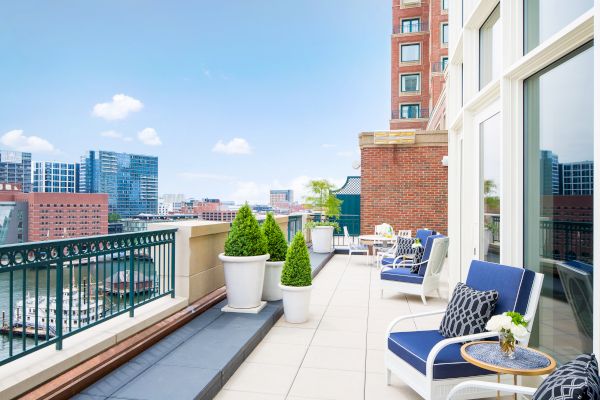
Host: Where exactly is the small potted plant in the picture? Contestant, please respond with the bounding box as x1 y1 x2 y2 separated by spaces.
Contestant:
279 231 312 323
305 179 342 253
219 204 269 309
261 212 288 301
485 311 528 359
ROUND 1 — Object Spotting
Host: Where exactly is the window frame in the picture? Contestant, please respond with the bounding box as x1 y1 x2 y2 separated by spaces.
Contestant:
400 103 421 119
401 18 421 33
441 23 449 45
400 43 421 63
400 73 421 93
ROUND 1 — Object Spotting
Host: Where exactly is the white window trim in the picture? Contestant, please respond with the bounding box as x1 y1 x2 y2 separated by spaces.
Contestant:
400 72 421 94
400 42 422 64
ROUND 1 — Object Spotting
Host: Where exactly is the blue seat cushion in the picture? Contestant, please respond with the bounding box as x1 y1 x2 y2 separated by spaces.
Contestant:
381 267 423 284
416 229 435 246
466 260 536 315
388 330 494 379
381 257 396 266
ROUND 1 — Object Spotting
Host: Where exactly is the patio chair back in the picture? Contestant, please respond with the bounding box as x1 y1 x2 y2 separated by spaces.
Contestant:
415 229 435 245
397 230 411 238
465 260 543 345
343 226 351 244
420 235 449 277
375 223 393 236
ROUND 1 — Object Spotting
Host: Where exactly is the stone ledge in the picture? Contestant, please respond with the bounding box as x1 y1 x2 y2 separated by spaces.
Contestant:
359 130 448 148
0 296 187 400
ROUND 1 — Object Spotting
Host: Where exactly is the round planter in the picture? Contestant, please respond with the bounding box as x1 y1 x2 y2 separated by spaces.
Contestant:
218 253 269 309
279 284 312 323
311 226 334 253
262 261 284 301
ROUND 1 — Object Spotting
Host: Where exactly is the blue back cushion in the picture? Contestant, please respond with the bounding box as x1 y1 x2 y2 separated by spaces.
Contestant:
416 229 435 246
465 260 536 315
418 234 446 276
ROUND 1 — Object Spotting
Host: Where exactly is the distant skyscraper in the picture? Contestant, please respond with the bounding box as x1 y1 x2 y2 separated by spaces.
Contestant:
540 150 559 195
560 161 594 195
80 151 158 218
0 150 32 192
33 161 80 193
270 189 294 206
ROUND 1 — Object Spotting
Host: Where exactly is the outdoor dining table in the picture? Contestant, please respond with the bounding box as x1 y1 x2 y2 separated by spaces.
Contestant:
358 234 397 264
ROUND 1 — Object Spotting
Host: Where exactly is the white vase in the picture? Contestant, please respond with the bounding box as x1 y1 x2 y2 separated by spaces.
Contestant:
311 226 334 253
219 253 269 309
280 284 312 323
262 261 284 301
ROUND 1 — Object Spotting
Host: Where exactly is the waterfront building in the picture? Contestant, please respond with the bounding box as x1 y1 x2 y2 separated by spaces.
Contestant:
0 150 32 192
80 151 158 218
33 161 80 193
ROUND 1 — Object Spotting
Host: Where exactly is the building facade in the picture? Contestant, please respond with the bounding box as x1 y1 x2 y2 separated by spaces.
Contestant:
80 151 158 218
0 150 32 192
269 190 294 206
33 161 80 193
446 0 598 364
390 0 448 131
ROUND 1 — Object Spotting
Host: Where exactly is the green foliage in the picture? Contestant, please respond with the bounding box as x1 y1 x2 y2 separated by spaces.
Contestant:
108 213 121 223
305 220 340 232
262 213 288 262
505 311 528 327
304 179 342 219
281 232 312 287
224 204 268 257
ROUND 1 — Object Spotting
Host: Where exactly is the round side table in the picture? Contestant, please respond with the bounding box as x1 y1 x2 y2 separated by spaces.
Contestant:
460 341 556 400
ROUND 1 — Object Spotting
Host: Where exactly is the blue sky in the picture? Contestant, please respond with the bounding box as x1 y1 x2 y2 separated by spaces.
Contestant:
0 1 390 203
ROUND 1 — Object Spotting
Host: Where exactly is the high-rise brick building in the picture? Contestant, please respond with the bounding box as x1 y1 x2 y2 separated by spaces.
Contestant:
390 0 448 131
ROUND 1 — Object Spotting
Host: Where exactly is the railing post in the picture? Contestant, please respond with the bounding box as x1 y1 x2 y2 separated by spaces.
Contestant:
129 243 135 317
170 234 176 298
55 245 64 351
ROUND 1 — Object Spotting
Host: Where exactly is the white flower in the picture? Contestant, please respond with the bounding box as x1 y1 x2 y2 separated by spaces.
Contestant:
511 323 528 340
486 315 512 332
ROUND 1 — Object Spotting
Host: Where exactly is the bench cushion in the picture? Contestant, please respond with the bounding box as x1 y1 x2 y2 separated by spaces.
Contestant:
381 267 424 284
388 330 494 379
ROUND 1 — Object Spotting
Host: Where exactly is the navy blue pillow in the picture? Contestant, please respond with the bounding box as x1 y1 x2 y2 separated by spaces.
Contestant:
533 353 600 400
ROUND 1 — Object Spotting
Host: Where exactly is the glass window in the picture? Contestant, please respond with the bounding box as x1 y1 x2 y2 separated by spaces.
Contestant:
524 42 593 363
524 0 592 53
480 113 501 262
400 104 420 119
442 0 448 11
401 44 420 62
442 23 449 44
441 56 449 71
479 5 501 89
402 18 420 33
401 74 420 92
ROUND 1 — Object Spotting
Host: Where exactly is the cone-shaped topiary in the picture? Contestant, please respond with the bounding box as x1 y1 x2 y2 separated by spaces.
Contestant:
224 204 268 257
281 231 312 287
262 213 288 262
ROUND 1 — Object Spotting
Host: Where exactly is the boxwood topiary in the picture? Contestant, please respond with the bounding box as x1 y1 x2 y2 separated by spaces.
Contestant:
281 231 312 287
224 204 268 257
262 213 288 262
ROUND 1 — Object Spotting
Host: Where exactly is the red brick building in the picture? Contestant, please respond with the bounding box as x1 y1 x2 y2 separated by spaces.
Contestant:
0 191 108 242
391 0 448 130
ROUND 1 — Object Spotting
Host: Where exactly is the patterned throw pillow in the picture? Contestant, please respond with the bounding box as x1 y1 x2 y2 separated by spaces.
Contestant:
394 237 415 258
409 246 425 273
439 283 499 338
532 354 600 400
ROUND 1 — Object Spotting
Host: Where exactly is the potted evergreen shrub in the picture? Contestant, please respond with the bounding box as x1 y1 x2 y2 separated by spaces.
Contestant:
218 204 269 309
261 213 288 301
279 231 312 323
305 179 342 253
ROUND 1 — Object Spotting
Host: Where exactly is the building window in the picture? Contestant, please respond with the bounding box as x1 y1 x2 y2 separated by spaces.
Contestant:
442 0 448 10
479 5 500 89
480 113 501 263
441 23 449 44
401 44 420 62
441 56 449 71
401 74 420 92
524 0 592 53
524 42 593 363
400 104 420 119
402 18 420 33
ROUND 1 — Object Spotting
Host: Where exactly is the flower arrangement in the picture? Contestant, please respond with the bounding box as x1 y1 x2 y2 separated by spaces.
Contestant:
411 238 422 249
486 311 528 359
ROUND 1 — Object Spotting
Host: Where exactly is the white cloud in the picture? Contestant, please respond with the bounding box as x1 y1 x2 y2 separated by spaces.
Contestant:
230 181 270 204
212 138 252 155
321 143 336 148
99 130 133 142
92 94 143 121
137 128 162 146
178 172 235 181
0 130 56 153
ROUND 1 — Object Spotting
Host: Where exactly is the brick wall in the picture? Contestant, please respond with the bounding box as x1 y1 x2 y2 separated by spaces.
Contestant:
360 136 448 235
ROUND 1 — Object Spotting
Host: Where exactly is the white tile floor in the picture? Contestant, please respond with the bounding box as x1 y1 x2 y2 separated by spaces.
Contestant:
215 254 450 400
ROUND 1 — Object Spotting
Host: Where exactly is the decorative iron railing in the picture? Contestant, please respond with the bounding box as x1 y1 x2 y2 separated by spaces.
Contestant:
391 108 429 120
539 220 593 264
0 229 176 366
393 22 429 34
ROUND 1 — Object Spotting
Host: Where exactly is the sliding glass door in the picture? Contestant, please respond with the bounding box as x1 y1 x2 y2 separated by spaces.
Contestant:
524 42 594 363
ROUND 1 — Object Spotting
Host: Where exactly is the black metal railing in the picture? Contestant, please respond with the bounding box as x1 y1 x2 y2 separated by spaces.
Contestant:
432 61 448 73
391 108 429 120
0 229 176 366
539 220 593 264
393 22 429 34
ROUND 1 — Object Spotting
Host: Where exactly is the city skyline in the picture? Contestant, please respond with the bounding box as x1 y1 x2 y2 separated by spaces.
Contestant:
0 1 390 203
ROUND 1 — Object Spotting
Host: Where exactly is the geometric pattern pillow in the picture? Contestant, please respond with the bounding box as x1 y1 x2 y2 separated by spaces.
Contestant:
394 237 415 258
439 282 499 338
409 246 426 273
533 353 600 400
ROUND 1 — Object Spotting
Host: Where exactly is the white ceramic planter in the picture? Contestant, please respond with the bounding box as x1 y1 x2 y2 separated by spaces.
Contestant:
262 261 284 301
280 284 312 323
483 229 493 256
311 226 334 253
218 253 269 309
